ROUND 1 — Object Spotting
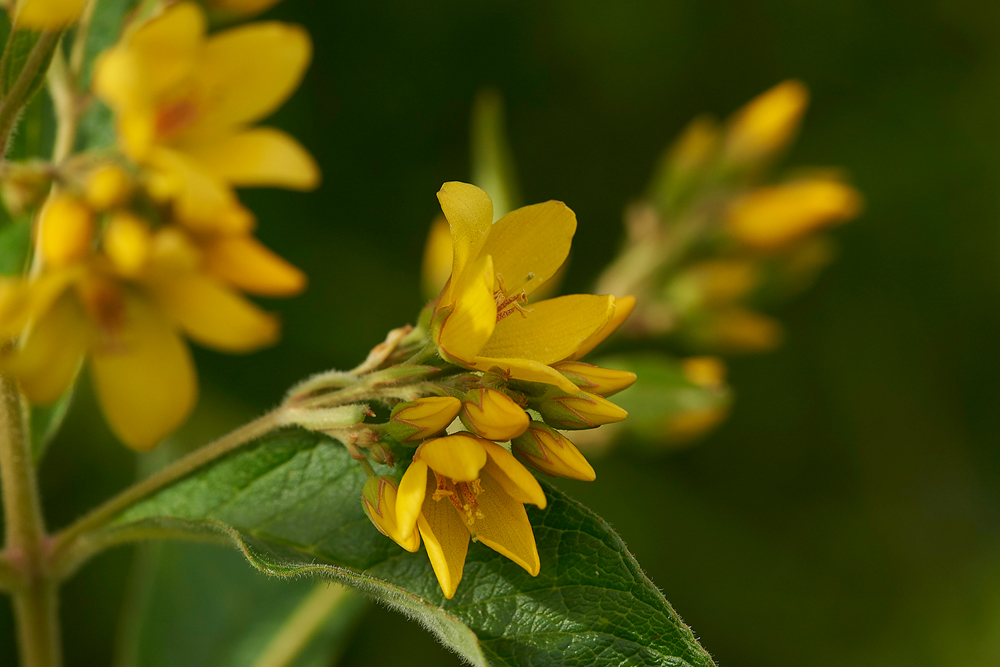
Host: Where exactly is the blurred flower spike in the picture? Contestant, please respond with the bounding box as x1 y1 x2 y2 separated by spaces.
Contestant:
93 1 319 232
598 80 862 356
0 0 316 450
15 0 86 30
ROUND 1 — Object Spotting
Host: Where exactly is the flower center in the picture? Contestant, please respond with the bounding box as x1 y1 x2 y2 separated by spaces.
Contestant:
493 273 530 323
432 473 484 525
155 97 200 140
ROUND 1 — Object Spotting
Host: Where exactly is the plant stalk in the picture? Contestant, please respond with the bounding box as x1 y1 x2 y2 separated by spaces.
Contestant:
0 372 61 667
0 31 61 157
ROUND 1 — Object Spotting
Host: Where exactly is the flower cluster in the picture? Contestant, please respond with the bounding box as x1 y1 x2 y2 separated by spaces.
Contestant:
355 183 634 599
597 80 862 354
0 2 316 449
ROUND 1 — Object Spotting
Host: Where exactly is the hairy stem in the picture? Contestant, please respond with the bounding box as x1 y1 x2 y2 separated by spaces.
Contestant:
0 31 61 157
0 372 61 667
49 409 286 568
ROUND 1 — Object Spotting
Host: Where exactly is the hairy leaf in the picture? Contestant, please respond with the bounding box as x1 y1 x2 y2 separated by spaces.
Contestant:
90 428 716 667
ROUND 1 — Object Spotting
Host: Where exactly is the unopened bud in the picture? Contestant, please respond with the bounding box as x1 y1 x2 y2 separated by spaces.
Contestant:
726 178 862 250
362 476 419 552
85 164 131 211
367 441 396 466
39 196 93 267
531 389 628 430
725 80 809 164
103 212 152 276
388 396 461 443
459 387 529 441
699 308 783 353
551 361 636 397
511 421 595 481
681 357 726 389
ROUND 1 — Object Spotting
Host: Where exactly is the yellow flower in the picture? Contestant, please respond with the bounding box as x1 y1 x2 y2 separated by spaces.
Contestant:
362 475 420 553
550 361 636 397
726 178 862 250
430 182 630 394
458 387 529 441
93 2 319 232
699 307 783 353
0 189 302 450
15 0 86 30
395 433 546 599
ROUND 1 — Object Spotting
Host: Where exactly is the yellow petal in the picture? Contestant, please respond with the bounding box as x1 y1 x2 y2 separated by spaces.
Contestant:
146 148 254 234
471 469 540 576
89 295 197 450
0 269 78 339
479 201 575 298
202 234 306 297
725 80 809 163
436 182 492 300
190 22 311 132
481 441 546 509
569 295 636 360
470 356 579 394
478 294 613 364
396 459 428 541
182 128 319 190
148 272 279 352
417 475 471 600
421 215 453 301
416 434 487 483
434 254 495 365
3 292 86 404
17 0 86 30
92 2 204 112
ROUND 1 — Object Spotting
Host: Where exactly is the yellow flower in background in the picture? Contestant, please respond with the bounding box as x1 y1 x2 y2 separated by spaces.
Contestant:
93 2 319 233
727 177 862 250
15 0 85 30
0 183 304 450
724 80 809 164
430 182 631 394
395 433 546 599
421 215 452 300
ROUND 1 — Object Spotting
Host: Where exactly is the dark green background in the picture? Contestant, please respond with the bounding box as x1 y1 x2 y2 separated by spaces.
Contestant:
5 0 1000 665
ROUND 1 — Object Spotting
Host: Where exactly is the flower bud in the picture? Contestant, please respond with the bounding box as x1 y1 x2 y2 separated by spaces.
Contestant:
85 164 131 211
511 421 595 481
551 361 636 397
726 178 862 250
387 396 461 443
681 357 726 389
103 212 152 276
698 308 783 353
725 80 809 164
39 196 93 267
362 476 419 552
459 387 529 441
531 390 628 430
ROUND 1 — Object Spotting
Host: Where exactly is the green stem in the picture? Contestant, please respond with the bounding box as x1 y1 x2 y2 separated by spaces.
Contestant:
68 0 98 77
0 372 61 667
49 408 285 569
47 44 76 163
251 583 359 667
0 31 61 157
0 548 19 590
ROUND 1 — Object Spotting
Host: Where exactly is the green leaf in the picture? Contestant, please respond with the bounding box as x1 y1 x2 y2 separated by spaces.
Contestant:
0 215 32 275
471 88 521 221
115 541 367 667
30 386 74 462
91 428 717 667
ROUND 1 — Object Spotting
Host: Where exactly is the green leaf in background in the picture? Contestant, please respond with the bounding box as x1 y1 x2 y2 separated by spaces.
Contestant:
471 88 521 221
0 28 58 106
0 215 32 274
88 428 717 667
114 541 366 667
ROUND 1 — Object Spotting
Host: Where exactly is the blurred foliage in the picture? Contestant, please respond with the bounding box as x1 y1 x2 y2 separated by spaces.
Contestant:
3 0 1000 666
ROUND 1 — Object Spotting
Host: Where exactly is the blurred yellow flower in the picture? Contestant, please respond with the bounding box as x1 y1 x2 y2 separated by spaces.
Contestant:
93 2 319 233
430 182 630 393
15 0 85 30
727 178 862 250
394 433 546 599
0 183 304 449
725 80 809 163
